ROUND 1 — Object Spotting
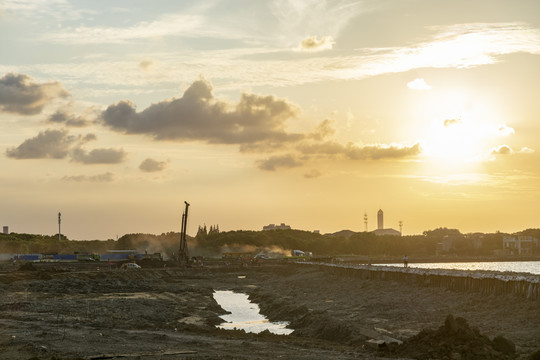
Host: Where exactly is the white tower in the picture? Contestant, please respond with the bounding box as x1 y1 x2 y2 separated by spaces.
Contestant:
377 209 383 230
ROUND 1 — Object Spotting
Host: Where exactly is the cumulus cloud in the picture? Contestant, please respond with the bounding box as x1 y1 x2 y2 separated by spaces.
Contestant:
296 35 335 52
0 73 69 115
407 78 431 90
139 158 168 172
6 128 126 164
61 172 115 182
47 108 94 127
71 147 127 164
101 78 301 146
257 154 303 171
6 129 76 159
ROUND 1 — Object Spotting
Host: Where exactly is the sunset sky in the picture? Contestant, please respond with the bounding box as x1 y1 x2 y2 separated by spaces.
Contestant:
1 0 539 240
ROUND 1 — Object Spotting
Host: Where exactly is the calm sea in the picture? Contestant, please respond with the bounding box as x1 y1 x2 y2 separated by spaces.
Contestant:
375 261 540 275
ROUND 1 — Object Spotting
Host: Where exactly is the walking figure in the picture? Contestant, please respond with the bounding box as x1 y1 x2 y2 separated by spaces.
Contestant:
403 255 408 268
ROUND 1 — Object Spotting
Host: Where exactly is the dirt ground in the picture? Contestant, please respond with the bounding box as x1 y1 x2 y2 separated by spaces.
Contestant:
0 262 538 360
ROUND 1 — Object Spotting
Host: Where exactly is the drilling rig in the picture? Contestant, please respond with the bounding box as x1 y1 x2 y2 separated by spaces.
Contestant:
178 201 190 267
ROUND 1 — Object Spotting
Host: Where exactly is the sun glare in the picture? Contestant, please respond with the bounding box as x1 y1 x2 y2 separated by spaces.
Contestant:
422 119 485 163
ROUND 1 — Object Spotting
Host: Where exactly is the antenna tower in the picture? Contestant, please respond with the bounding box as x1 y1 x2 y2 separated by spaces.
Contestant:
399 220 403 235
363 212 368 232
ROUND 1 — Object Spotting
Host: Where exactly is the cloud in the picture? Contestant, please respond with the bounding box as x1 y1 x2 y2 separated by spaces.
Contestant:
491 145 535 156
6 128 126 164
257 154 303 171
47 108 94 127
41 14 209 44
296 35 335 52
139 158 168 172
497 124 515 136
101 78 302 146
304 169 322 179
61 172 115 182
0 73 69 115
309 119 336 141
444 118 463 127
71 147 127 164
490 145 512 155
298 141 422 160
345 142 422 160
6 129 76 159
407 78 431 90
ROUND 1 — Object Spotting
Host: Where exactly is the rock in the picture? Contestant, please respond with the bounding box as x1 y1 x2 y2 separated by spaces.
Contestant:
444 314 458 334
492 335 515 355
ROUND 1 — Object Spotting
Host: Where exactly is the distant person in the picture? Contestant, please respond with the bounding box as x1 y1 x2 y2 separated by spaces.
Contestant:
403 255 408 268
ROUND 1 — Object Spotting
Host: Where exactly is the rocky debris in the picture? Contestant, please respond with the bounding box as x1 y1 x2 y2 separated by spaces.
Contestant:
382 314 516 359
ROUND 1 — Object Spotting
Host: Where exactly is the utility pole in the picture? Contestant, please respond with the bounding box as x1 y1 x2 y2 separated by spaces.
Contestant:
58 212 61 241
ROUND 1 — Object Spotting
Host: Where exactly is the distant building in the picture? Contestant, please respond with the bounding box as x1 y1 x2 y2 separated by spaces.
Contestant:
371 209 401 236
372 228 401 236
503 235 539 255
2 226 7 234
263 223 291 231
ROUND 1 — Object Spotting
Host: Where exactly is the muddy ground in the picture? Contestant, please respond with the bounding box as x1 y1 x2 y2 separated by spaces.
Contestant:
0 262 538 359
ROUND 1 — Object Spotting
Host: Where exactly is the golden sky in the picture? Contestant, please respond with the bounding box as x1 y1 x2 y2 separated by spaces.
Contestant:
1 0 539 239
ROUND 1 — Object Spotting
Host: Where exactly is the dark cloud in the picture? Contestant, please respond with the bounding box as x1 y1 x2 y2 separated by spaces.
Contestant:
298 141 422 160
61 172 115 182
71 147 127 164
48 109 93 127
139 158 168 172
6 129 76 159
101 78 301 146
345 142 422 160
6 129 124 165
0 73 69 115
257 154 303 171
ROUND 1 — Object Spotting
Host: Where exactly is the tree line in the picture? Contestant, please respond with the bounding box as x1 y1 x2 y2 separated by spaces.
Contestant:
1 227 538 258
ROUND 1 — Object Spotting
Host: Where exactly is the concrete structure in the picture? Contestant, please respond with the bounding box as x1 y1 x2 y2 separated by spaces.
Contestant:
372 228 401 236
263 223 291 231
2 226 8 234
503 235 539 255
377 209 383 230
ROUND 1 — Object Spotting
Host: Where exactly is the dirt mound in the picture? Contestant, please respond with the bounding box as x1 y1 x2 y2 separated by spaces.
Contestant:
17 262 37 271
384 314 516 359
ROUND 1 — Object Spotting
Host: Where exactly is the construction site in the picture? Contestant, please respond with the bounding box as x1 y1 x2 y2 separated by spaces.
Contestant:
0 257 538 360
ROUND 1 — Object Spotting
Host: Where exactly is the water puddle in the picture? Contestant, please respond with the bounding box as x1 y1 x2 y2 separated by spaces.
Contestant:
213 290 293 335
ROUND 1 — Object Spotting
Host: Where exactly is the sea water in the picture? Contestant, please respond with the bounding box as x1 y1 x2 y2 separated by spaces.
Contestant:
376 261 540 275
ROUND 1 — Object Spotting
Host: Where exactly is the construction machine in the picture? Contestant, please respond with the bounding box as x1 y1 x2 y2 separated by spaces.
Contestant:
178 201 190 267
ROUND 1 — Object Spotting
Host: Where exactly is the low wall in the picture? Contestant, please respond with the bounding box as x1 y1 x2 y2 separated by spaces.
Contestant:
305 263 540 301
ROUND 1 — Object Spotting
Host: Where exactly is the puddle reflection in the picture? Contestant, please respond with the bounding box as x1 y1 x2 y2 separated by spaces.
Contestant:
213 290 293 335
